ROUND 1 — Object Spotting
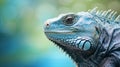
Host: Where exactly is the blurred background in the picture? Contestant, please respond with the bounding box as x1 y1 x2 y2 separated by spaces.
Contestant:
0 0 120 67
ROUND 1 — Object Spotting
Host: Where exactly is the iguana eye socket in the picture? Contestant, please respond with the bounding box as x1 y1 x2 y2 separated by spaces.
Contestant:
63 14 76 26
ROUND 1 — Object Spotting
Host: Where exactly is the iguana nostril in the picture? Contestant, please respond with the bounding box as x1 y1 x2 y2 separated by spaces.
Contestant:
46 23 49 26
45 21 50 27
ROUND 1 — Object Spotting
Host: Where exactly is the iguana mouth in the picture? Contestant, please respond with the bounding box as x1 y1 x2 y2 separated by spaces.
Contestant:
44 27 79 34
44 28 77 34
45 31 73 34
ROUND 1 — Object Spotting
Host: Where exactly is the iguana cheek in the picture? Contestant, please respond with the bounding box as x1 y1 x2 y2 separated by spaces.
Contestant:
82 41 91 50
76 39 91 50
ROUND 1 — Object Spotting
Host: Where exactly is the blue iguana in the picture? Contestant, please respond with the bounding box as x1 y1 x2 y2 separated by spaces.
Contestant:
44 7 120 67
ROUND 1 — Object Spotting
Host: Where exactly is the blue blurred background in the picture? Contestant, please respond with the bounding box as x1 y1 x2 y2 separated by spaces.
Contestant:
0 0 120 67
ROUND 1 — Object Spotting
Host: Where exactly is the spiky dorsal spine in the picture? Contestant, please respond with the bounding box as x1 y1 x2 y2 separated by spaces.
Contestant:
115 15 120 23
89 7 120 24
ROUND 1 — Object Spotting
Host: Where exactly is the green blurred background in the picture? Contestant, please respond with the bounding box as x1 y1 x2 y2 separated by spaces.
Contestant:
0 0 120 67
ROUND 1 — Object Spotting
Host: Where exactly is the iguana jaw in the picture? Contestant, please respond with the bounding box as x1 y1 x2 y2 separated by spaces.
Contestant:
45 32 96 64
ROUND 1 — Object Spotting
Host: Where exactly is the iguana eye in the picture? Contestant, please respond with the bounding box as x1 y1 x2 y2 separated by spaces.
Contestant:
63 14 76 26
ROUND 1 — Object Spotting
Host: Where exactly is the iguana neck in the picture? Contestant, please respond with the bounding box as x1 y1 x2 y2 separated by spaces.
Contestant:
76 27 110 67
77 26 120 67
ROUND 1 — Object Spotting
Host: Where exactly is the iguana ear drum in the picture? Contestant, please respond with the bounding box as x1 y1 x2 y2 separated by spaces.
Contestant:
62 14 77 26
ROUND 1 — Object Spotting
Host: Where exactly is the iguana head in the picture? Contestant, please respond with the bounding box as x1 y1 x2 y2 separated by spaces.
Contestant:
44 7 120 66
44 11 100 63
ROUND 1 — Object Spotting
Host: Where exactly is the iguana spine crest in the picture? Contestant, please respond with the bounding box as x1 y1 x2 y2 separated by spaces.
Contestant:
89 7 120 24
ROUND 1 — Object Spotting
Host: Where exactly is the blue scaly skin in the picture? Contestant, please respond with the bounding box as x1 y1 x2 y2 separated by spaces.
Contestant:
44 7 120 67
